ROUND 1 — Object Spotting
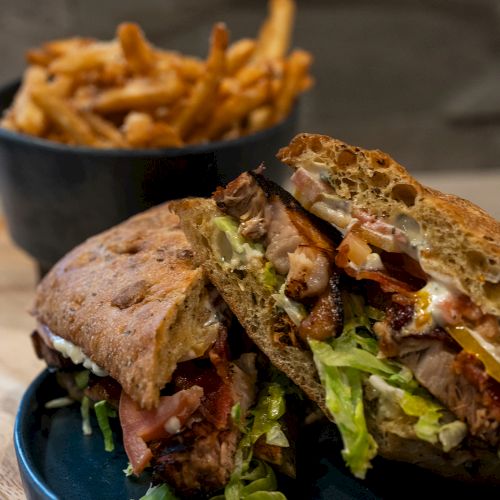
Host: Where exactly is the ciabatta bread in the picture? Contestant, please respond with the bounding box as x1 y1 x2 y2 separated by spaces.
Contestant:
278 133 500 316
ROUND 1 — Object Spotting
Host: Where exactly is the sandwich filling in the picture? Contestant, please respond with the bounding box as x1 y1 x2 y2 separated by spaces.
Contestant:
212 169 500 478
32 296 294 498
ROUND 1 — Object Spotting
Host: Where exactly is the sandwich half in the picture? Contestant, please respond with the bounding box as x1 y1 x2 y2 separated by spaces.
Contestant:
173 140 500 482
31 202 297 498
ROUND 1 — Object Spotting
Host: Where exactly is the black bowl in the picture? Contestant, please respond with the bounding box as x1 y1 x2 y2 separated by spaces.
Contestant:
0 80 298 275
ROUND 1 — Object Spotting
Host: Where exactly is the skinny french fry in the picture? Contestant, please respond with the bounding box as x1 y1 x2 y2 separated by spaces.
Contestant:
91 76 184 113
81 111 128 147
204 79 270 140
123 111 182 148
118 23 156 74
220 62 271 97
254 0 295 60
49 42 120 74
2 0 312 148
26 38 93 66
226 39 256 75
272 49 311 121
173 23 228 140
247 105 273 133
10 66 48 135
31 88 97 146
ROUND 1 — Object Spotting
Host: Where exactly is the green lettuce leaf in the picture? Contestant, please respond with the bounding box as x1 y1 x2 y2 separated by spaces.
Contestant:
213 216 264 268
139 483 179 500
310 341 377 479
211 383 289 499
94 400 117 452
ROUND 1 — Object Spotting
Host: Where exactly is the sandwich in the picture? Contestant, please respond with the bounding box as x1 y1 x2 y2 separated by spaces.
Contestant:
173 134 500 483
31 202 298 499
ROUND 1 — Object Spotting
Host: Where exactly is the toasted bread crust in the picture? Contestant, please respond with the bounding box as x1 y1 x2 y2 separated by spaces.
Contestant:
33 203 219 409
278 133 500 316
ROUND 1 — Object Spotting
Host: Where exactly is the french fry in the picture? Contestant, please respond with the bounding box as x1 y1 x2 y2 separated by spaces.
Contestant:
226 39 256 75
10 66 48 136
204 79 270 140
254 0 295 60
26 37 93 66
91 76 185 113
47 74 73 97
272 49 311 122
173 23 228 140
220 62 271 97
247 105 273 133
81 111 128 147
123 111 182 148
31 88 97 146
118 23 156 74
49 42 120 74
4 1 311 149
170 55 205 82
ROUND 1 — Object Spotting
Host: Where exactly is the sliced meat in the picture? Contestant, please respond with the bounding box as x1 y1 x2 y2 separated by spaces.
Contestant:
286 246 331 300
152 422 239 496
264 199 303 274
151 354 257 495
401 340 500 445
213 169 267 240
298 274 343 342
85 375 122 408
119 386 204 475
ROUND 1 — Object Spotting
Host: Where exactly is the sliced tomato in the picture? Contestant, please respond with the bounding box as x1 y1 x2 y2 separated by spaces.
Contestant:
119 386 203 475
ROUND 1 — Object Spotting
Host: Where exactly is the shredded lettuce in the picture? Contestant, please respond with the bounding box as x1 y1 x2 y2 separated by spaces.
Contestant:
44 396 75 409
310 293 467 478
211 383 289 500
261 262 283 291
368 375 467 452
75 369 90 389
123 462 134 477
213 216 264 268
94 400 117 452
272 284 307 326
139 483 179 500
80 395 92 436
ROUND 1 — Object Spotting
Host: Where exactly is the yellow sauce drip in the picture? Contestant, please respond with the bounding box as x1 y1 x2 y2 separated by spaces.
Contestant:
447 325 500 384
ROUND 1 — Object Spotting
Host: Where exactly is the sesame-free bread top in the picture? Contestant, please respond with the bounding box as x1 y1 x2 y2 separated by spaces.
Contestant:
33 203 220 409
278 133 500 316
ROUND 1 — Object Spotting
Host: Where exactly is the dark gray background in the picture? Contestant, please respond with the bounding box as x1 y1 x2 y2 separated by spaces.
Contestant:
2 0 500 173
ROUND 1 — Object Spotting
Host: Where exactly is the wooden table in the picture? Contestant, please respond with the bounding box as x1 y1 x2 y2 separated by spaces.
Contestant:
0 218 43 500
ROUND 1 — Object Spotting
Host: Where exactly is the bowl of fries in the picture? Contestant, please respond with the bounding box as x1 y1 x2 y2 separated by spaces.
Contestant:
0 0 311 275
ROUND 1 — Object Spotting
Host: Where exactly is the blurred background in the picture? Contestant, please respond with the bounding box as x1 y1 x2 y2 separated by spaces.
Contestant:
2 0 500 176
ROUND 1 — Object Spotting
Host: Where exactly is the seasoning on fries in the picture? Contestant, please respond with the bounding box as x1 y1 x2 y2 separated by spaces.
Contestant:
0 0 312 148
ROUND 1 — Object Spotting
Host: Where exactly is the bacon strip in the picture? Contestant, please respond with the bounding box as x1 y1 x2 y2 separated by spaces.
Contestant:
119 386 203 475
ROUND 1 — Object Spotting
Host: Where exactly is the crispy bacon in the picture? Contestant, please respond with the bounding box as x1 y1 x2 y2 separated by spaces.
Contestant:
119 386 203 475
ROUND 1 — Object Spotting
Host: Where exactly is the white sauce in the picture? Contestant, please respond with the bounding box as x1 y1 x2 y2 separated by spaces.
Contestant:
362 252 385 271
49 332 108 377
164 416 181 434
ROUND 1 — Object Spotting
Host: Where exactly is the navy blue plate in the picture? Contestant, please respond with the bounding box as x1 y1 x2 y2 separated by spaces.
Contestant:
15 370 498 499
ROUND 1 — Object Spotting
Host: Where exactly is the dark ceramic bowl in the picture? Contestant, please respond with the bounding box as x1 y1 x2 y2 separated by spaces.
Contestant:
0 80 298 275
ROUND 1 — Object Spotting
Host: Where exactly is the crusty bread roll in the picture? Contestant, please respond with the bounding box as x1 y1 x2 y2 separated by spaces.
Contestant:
277 133 500 317
173 196 500 483
33 203 220 409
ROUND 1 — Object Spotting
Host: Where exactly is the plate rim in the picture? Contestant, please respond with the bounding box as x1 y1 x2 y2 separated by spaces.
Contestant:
14 369 59 500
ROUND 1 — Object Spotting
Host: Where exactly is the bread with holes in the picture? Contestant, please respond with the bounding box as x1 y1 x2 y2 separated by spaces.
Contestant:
277 133 500 316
